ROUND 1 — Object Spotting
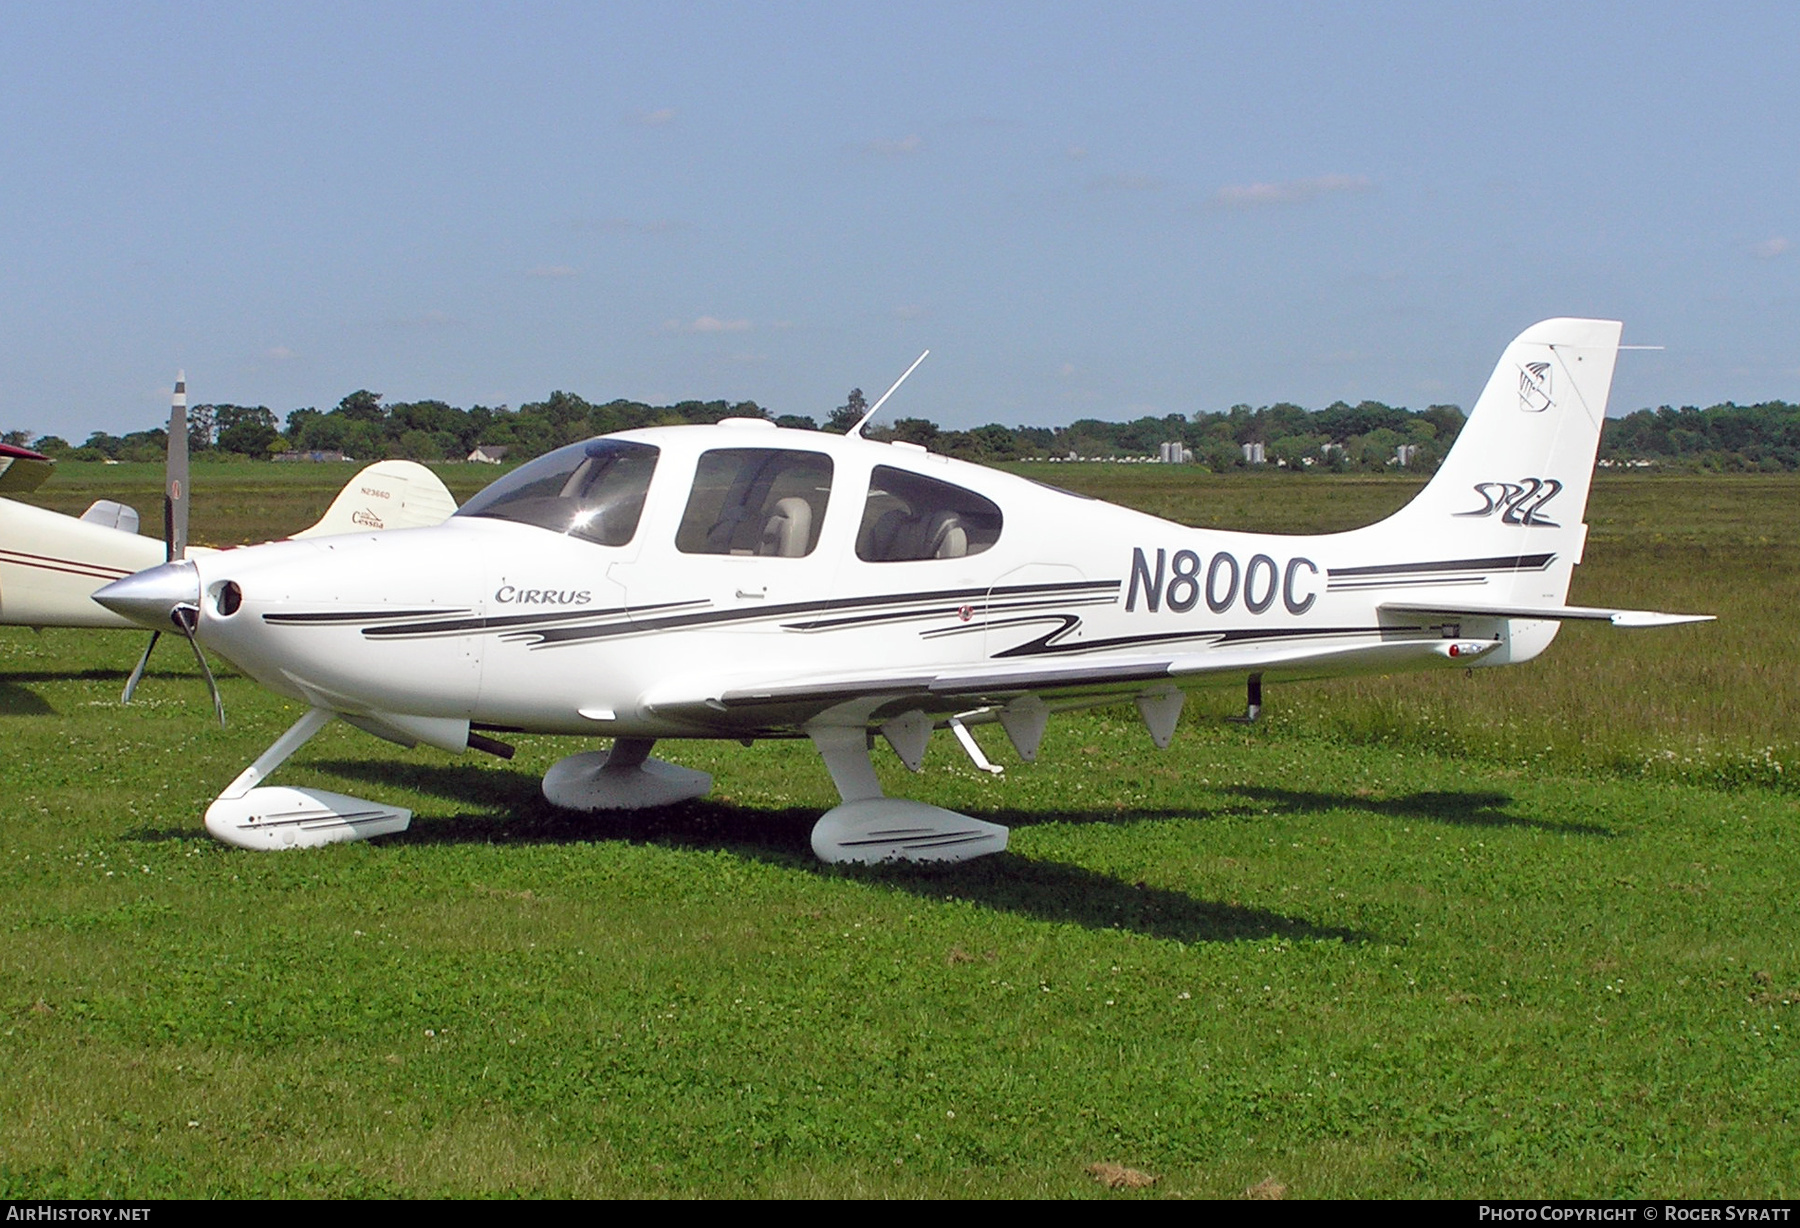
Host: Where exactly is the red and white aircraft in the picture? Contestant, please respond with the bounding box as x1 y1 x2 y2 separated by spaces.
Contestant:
95 320 1709 862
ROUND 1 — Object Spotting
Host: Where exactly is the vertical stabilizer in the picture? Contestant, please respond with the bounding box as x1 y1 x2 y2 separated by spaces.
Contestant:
1365 318 1622 608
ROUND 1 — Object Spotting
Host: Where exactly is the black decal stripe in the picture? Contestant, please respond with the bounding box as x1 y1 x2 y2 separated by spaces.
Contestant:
772 579 1118 613
1327 553 1554 580
515 580 1120 648
289 578 1120 645
264 608 469 625
1327 576 1489 591
919 610 1107 643
368 601 690 638
990 621 1416 660
837 832 997 850
1213 624 1424 644
785 592 1115 633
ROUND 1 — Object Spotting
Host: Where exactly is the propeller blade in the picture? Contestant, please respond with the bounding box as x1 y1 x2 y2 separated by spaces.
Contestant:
165 371 188 562
120 630 161 703
173 605 225 727
125 372 190 705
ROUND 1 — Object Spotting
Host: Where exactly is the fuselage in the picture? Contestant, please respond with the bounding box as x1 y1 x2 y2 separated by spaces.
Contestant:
178 419 1554 742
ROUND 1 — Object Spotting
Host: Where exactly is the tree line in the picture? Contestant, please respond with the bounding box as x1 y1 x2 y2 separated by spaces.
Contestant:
1597 402 1800 471
10 390 1800 473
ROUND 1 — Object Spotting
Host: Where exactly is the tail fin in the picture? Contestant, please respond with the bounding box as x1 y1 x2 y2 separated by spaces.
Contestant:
291 460 459 539
1366 317 1622 608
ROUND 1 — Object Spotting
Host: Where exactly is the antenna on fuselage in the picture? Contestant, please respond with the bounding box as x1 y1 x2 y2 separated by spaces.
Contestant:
850 350 929 438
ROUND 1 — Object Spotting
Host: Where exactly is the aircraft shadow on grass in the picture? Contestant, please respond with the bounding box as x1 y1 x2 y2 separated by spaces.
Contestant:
0 666 226 717
0 665 134 715
0 678 57 715
307 756 1370 945
1216 785 1615 837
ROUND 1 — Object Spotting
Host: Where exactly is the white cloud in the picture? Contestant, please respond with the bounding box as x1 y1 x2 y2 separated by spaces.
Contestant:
1752 236 1791 259
864 134 924 157
1213 173 1373 208
392 310 456 328
1058 362 1078 378
1065 144 1088 160
264 345 298 361
667 316 753 334
629 107 677 126
891 304 931 321
526 264 577 278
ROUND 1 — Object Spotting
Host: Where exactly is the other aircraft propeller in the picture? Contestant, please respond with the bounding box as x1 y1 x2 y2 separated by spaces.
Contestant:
120 372 226 724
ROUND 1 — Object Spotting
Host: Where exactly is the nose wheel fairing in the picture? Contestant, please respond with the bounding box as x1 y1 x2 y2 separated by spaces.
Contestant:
203 707 412 850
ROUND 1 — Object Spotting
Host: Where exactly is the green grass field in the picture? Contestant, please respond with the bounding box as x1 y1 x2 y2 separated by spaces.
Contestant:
2 463 1795 1197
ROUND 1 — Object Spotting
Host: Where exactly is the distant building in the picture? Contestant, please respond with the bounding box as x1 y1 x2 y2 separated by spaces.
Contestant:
1158 441 1193 463
1395 444 1420 467
468 445 511 464
274 449 349 463
1241 441 1266 465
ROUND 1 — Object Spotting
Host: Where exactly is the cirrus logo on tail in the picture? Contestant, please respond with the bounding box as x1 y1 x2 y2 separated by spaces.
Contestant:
1455 478 1563 527
1519 361 1553 412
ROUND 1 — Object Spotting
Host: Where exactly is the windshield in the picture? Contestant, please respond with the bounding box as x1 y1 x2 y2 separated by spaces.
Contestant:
456 438 659 546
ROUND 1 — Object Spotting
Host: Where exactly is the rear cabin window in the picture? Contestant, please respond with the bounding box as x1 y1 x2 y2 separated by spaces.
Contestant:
675 448 834 557
857 466 1002 562
456 438 658 547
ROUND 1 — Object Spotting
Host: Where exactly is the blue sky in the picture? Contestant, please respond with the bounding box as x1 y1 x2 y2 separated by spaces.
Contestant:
2 1 1795 439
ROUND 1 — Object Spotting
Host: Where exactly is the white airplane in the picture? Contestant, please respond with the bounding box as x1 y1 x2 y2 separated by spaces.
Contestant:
0 459 459 629
94 319 1709 862
0 381 459 633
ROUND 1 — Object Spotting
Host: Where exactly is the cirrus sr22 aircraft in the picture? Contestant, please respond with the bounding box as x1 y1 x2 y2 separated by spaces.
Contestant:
95 319 1708 863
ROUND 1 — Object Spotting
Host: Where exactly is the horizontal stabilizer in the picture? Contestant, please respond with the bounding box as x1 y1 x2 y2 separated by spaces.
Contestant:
1380 601 1713 628
80 500 141 534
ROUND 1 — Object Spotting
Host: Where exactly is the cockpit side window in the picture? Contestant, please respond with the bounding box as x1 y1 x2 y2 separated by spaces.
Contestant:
857 466 1002 561
675 448 834 557
456 438 658 546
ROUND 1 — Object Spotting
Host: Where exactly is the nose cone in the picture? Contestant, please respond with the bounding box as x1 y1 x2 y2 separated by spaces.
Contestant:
94 560 201 631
